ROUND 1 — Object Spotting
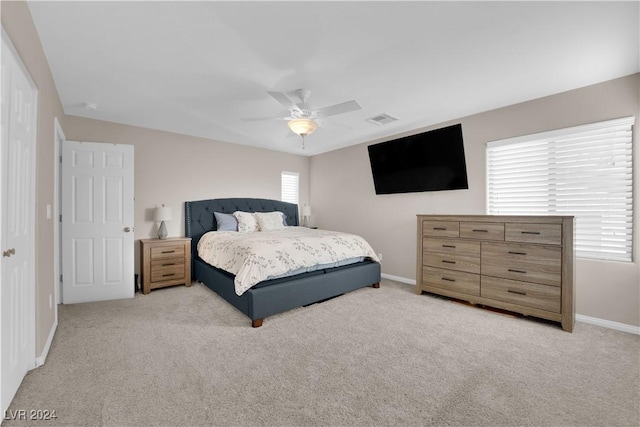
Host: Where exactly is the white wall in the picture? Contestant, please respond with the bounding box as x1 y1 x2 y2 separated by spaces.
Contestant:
310 74 640 328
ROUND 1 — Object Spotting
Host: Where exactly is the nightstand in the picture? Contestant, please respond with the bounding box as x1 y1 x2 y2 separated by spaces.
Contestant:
140 237 191 294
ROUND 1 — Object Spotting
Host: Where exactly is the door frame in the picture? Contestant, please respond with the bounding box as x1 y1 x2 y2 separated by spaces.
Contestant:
0 25 37 415
54 118 65 306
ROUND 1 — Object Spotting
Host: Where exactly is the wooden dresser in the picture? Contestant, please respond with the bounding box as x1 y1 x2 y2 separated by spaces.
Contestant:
416 215 575 331
140 237 192 294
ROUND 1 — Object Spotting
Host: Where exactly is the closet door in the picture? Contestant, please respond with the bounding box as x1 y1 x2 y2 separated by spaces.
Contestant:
1 28 37 416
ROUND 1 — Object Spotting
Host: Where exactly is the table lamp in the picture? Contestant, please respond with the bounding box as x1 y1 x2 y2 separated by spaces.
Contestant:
155 204 172 239
301 204 311 228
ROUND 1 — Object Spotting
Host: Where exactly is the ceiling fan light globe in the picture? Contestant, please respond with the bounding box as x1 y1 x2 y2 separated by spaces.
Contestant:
288 118 318 136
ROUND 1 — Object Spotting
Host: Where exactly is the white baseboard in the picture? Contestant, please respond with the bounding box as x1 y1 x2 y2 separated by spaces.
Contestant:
575 314 640 335
381 273 639 335
35 317 58 367
381 273 416 285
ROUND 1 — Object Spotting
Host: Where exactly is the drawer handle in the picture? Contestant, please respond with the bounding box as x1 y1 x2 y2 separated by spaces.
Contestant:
433 227 447 230
162 273 176 277
442 260 456 264
162 263 176 266
508 289 527 296
472 229 488 232
521 231 541 235
161 250 176 254
441 277 456 282
508 268 527 274
442 244 456 248
508 251 527 255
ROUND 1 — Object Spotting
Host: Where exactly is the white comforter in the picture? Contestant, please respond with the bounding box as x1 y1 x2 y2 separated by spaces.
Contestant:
197 227 380 296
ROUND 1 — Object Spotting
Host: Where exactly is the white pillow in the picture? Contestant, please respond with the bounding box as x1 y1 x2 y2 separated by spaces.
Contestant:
233 211 259 233
254 211 286 231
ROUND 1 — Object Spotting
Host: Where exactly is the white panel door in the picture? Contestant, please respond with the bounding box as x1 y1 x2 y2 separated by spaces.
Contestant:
62 141 134 304
1 29 37 415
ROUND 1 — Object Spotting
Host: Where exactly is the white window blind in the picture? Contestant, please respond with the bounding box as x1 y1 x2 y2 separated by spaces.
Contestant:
281 171 299 205
487 116 635 262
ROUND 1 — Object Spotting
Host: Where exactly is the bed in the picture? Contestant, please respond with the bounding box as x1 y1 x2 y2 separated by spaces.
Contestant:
185 198 381 327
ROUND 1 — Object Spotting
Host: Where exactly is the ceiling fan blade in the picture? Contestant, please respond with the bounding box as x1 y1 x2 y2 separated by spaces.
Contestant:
316 100 361 117
267 91 298 110
241 116 289 122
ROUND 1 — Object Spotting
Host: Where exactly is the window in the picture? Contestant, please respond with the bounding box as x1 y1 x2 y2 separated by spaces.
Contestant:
281 171 299 205
487 117 634 262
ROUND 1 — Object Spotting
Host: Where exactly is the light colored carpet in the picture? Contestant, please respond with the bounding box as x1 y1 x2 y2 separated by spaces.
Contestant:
5 280 639 427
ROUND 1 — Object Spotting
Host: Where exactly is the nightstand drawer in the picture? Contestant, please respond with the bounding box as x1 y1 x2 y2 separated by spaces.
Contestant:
150 245 185 259
151 263 185 282
422 221 460 238
151 258 185 272
505 223 562 245
481 242 561 286
422 266 480 296
481 276 561 313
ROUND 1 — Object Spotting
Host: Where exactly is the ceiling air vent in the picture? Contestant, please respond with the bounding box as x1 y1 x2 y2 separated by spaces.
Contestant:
366 113 398 126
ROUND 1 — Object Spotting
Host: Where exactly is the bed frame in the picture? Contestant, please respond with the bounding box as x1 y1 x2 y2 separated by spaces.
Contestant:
185 198 381 327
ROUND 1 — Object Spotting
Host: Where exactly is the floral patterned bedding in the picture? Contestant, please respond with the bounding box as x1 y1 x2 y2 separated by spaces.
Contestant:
197 227 380 296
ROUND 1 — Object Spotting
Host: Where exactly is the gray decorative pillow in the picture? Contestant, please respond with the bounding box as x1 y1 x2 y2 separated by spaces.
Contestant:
214 212 238 231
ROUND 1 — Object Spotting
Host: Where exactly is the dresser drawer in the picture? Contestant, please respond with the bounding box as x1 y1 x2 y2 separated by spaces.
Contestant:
423 252 480 274
481 276 561 313
422 220 459 238
422 266 480 296
423 238 480 257
460 222 505 241
150 244 185 259
505 223 562 245
481 242 561 286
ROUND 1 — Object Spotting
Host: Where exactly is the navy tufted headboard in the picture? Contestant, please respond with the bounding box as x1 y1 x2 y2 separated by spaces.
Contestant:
185 198 299 265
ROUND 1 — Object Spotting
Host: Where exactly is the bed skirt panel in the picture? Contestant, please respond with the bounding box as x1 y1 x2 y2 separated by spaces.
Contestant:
249 260 381 319
194 258 381 321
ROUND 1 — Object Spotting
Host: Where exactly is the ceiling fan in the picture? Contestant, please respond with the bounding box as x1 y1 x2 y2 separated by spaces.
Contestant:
243 89 361 148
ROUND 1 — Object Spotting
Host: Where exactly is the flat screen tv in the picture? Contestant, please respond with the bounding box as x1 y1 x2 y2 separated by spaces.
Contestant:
367 123 469 194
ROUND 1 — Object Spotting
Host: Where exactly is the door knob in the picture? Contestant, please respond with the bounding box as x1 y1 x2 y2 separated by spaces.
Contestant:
124 227 133 232
3 248 15 257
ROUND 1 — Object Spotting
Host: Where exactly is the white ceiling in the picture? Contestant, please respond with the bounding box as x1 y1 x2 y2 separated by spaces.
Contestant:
28 1 639 156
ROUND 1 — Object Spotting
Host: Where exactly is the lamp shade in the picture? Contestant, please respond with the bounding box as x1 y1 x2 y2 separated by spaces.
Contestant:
301 205 311 217
155 205 172 222
288 118 318 136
